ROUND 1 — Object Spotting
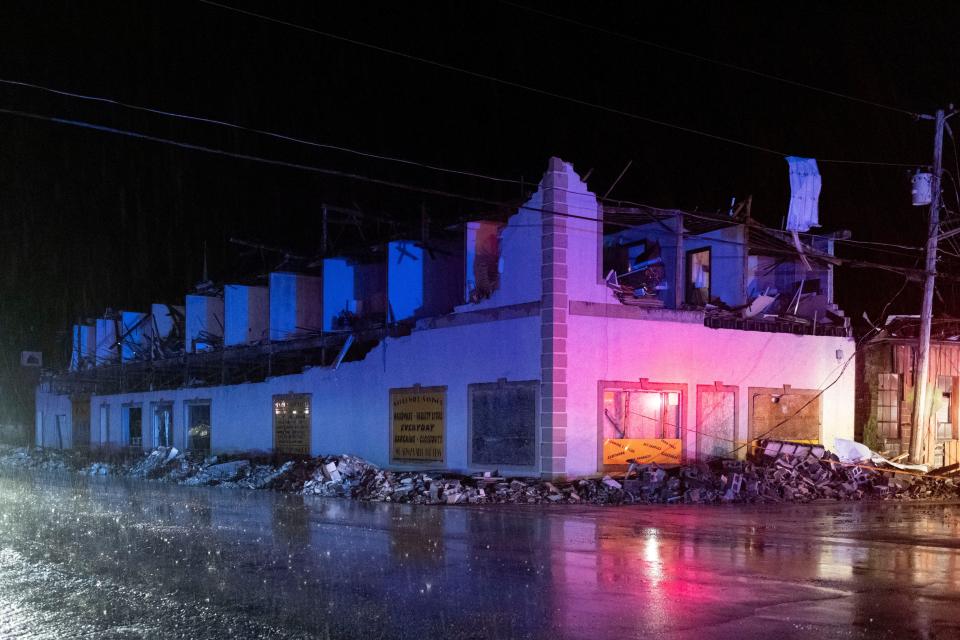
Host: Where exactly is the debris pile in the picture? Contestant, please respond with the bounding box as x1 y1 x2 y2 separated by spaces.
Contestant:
83 462 112 476
298 441 960 505
0 446 73 472
2 441 959 506
729 440 960 503
128 446 183 479
121 448 302 491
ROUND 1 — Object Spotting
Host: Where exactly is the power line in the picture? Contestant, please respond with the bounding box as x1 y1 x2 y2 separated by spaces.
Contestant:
500 1 920 120
0 78 523 186
195 0 922 168
725 274 911 456
0 106 515 206
0 104 934 277
9 70 923 248
601 196 926 255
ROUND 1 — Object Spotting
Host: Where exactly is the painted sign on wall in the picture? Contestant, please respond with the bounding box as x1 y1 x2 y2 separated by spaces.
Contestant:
273 393 311 455
602 438 682 465
390 386 445 463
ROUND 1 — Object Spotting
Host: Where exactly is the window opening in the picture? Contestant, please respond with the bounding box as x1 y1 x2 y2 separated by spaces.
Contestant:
602 389 680 440
876 373 900 439
686 247 711 306
936 375 953 441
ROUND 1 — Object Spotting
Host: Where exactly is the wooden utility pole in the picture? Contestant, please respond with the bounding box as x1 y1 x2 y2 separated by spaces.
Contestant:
910 108 945 465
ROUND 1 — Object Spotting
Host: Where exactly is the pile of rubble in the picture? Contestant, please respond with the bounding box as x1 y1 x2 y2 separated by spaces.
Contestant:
298 441 960 505
3 442 958 506
0 446 74 472
719 440 959 503
121 446 301 490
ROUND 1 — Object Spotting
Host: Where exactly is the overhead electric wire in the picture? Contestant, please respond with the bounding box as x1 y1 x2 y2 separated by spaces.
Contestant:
0 77 523 186
195 0 922 168
0 104 935 278
601 196 927 255
499 1 921 119
0 106 512 207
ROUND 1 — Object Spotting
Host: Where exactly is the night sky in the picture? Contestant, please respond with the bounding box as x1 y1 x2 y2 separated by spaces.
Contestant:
1 1 959 422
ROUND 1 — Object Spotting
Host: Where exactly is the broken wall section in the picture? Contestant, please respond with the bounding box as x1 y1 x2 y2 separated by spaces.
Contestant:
456 192 544 312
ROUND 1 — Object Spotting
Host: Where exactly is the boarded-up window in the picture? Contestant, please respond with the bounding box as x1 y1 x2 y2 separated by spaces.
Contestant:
749 388 820 443
273 394 311 455
469 380 537 467
877 373 900 439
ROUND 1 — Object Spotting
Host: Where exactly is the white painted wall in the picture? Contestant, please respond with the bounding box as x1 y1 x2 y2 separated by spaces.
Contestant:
456 194 543 313
552 161 610 305
224 284 269 346
269 272 323 341
88 314 541 470
35 391 72 448
185 294 224 352
564 311 856 476
323 258 358 331
95 317 118 365
70 324 96 370
683 226 747 307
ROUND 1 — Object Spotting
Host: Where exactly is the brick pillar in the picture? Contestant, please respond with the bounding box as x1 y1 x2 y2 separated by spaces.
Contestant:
540 157 569 479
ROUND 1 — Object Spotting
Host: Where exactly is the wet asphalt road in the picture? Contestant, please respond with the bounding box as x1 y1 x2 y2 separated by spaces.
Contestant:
0 471 958 639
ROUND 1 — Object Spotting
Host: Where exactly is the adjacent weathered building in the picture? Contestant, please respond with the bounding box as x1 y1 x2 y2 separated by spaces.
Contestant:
856 317 960 467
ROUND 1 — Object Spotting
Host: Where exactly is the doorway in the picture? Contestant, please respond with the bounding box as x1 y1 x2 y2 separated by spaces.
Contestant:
186 402 212 454
124 406 143 449
153 403 173 448
696 384 737 460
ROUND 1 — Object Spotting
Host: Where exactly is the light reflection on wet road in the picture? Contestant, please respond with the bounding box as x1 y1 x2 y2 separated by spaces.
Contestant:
0 471 958 639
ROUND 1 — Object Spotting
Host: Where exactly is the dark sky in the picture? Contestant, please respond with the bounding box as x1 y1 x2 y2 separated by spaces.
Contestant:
1 0 959 421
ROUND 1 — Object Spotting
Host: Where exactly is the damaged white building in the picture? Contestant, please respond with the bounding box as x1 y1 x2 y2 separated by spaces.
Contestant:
36 158 855 478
